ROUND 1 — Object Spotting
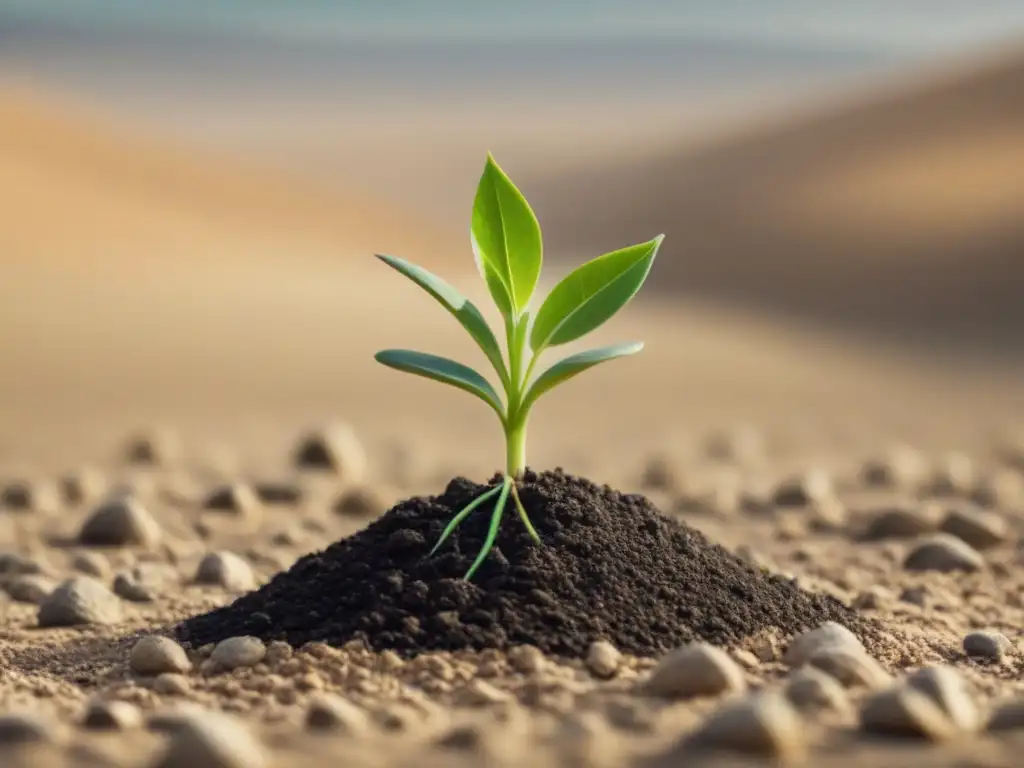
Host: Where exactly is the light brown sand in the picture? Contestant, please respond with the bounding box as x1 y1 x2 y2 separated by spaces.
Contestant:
1 51 1024 767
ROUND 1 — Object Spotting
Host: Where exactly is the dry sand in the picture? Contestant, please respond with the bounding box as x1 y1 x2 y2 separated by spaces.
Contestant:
1 48 1024 767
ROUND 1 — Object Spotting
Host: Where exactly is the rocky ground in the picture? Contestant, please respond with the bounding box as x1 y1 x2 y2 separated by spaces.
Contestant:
1 423 1024 767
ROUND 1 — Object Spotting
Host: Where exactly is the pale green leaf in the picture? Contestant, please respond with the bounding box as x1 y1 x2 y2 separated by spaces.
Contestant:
471 153 543 317
529 235 662 352
522 342 644 411
375 350 505 419
375 253 509 388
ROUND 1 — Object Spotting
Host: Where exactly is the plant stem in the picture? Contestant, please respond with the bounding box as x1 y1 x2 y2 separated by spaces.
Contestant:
505 416 527 478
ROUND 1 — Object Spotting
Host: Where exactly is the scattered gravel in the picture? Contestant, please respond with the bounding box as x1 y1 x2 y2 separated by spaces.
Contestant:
37 576 123 627
674 691 806 759
82 699 143 730
783 621 865 667
938 503 1008 549
194 551 257 591
902 534 985 572
642 642 747 699
131 635 193 676
305 694 371 734
3 573 56 604
152 711 267 768
292 424 366 480
78 495 163 548
905 666 981 732
963 630 1010 661
783 667 852 716
585 640 622 678
209 636 266 671
203 483 261 515
0 711 58 745
860 686 958 740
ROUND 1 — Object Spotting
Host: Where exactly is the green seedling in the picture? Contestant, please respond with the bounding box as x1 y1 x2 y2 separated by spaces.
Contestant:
375 153 663 580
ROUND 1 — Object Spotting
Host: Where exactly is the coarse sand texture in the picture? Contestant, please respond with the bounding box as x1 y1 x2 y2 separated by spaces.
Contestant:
177 470 873 656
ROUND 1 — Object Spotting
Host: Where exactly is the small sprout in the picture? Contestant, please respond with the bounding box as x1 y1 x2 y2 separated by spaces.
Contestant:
375 153 663 579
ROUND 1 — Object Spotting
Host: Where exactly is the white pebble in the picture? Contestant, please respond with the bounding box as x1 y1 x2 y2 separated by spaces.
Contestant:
643 642 747 699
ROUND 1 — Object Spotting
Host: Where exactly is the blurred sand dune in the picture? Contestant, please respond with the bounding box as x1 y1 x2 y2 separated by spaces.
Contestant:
0 80 461 275
534 47 1024 351
1 63 1023 468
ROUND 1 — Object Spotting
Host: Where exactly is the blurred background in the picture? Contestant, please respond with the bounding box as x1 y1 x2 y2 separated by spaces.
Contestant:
1 1 1023 476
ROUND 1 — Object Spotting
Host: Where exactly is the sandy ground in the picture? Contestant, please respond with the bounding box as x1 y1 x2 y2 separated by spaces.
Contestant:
2 47 1024 766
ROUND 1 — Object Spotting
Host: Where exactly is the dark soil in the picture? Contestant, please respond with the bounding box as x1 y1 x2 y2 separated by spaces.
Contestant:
176 469 873 658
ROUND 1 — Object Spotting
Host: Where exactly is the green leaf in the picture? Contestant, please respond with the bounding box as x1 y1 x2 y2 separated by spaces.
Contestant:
375 253 509 389
471 153 543 317
522 342 644 411
529 235 663 352
375 350 505 419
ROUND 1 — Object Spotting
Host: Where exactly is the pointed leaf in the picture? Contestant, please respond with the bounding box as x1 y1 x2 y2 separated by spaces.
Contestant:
375 350 505 418
471 153 543 316
375 253 509 388
529 235 662 352
522 342 644 411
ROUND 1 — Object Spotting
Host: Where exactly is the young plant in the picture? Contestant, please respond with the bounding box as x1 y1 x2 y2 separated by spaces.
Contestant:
375 153 663 580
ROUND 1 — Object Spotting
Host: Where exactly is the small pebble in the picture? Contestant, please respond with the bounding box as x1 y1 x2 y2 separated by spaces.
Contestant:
677 691 806 759
987 697 1024 732
852 585 891 610
210 636 266 671
292 424 366 480
899 585 930 607
905 666 981 732
783 621 864 667
114 572 157 603
783 667 852 716
152 711 267 768
4 574 56 604
0 552 47 576
643 642 747 699
903 533 985 572
704 424 764 464
640 455 677 491
305 694 371 734
860 686 957 740
194 551 256 591
78 496 163 548
772 469 834 507
252 481 303 505
807 647 891 689
926 452 975 497
860 503 936 541
333 485 394 518
37 576 123 627
124 428 181 466
60 466 107 505
459 679 511 707
938 503 1008 549
585 640 621 678
0 711 58 745
70 551 111 578
203 483 261 515
860 445 927 489
1 479 60 513
963 630 1010 661
131 635 192 676
82 699 143 730
508 645 545 675
154 673 192 696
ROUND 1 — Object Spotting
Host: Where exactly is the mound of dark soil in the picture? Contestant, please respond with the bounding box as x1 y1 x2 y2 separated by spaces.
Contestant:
177 469 871 657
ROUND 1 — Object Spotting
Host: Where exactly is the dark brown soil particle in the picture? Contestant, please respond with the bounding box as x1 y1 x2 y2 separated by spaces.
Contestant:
176 470 872 657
